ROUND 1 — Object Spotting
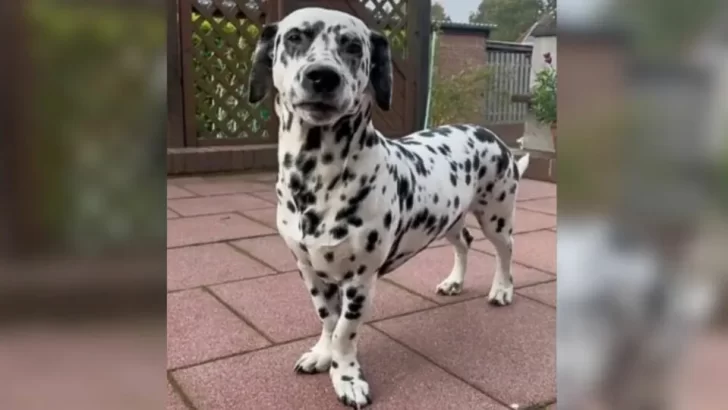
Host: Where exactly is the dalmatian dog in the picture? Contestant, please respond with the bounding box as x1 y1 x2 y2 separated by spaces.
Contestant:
248 7 530 408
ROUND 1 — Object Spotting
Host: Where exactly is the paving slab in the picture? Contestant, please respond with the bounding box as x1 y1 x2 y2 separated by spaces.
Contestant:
168 243 276 291
516 281 556 308
384 246 554 305
168 213 275 248
167 289 270 369
231 235 297 273
517 179 556 201
173 327 507 410
373 297 556 407
517 198 557 215
249 190 279 205
211 271 436 343
167 208 180 219
472 229 556 274
167 382 189 410
168 193 272 217
168 184 197 199
241 207 278 229
180 179 272 196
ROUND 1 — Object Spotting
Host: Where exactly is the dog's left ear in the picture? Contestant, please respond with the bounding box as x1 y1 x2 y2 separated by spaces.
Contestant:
248 23 278 104
369 31 392 111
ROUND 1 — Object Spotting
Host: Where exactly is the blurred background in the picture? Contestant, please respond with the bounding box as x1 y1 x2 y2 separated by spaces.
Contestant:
557 0 728 409
0 0 166 409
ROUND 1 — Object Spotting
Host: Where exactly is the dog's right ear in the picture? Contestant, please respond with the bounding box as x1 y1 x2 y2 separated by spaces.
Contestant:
248 23 278 104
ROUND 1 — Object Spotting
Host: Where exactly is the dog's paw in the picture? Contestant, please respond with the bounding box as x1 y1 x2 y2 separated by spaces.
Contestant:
331 360 371 409
294 347 332 374
436 278 463 296
487 282 514 306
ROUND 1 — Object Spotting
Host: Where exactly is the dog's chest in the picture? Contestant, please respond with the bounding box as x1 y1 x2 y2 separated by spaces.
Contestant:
275 167 391 278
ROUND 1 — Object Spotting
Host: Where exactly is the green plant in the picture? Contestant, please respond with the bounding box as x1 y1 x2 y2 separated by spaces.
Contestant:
530 53 557 126
430 66 493 126
428 28 495 126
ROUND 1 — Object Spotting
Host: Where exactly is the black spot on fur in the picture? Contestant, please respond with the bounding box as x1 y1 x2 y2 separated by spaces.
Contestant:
383 211 392 229
462 228 474 246
318 307 329 318
496 217 506 233
324 283 339 300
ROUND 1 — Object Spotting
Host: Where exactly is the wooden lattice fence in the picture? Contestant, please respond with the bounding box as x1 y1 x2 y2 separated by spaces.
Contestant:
185 0 274 144
169 0 430 172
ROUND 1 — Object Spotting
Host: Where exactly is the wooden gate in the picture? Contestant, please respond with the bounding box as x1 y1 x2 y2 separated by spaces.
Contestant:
170 0 429 155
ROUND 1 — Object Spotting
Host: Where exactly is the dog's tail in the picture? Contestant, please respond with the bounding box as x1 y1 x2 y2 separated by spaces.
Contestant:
515 153 530 178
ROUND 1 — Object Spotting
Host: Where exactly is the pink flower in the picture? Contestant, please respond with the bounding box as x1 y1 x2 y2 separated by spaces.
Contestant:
543 52 552 65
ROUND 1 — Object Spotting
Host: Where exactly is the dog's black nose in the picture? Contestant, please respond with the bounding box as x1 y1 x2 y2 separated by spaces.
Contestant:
303 66 341 94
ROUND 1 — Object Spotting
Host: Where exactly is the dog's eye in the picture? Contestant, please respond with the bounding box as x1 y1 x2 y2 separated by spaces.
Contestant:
346 42 363 55
287 31 302 44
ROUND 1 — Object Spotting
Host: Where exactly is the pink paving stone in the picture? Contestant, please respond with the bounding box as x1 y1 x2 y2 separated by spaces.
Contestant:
516 281 556 308
211 271 435 343
180 179 271 196
673 332 728 410
169 176 206 184
168 184 197 199
167 289 270 369
249 190 279 205
517 179 556 201
167 208 180 219
168 193 272 217
384 246 554 305
172 326 506 410
472 229 556 274
518 197 557 215
167 382 189 410
168 213 275 248
231 235 297 273
466 209 556 234
373 297 556 407
241 207 277 229
167 243 276 291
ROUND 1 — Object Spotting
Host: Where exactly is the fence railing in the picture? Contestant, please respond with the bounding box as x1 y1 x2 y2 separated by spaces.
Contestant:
485 41 533 124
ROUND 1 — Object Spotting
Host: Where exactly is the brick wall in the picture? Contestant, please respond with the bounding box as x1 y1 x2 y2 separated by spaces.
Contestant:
435 31 488 79
434 30 490 126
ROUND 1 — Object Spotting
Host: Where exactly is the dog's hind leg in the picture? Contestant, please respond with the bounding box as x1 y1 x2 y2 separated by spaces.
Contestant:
476 209 516 306
435 226 474 296
294 262 341 374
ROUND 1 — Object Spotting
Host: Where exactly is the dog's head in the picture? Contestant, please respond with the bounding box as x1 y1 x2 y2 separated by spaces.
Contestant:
247 7 392 126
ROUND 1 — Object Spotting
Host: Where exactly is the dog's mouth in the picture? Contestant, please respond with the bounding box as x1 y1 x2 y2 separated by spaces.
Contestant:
294 101 338 114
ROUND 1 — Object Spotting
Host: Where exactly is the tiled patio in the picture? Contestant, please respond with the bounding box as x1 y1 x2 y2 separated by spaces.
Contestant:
167 174 557 410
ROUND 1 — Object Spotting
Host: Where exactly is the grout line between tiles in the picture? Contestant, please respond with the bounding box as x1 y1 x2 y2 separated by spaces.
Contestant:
368 324 514 409
167 270 295 295
516 195 556 203
168 332 320 373
168 371 199 410
223 240 283 273
516 293 557 310
201 286 276 345
514 206 556 217
167 231 278 250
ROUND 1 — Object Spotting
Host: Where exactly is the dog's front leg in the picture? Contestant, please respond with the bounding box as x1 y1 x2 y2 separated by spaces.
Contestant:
294 263 341 374
329 274 376 408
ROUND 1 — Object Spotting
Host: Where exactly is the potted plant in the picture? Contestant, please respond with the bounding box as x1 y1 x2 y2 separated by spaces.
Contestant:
530 53 557 149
